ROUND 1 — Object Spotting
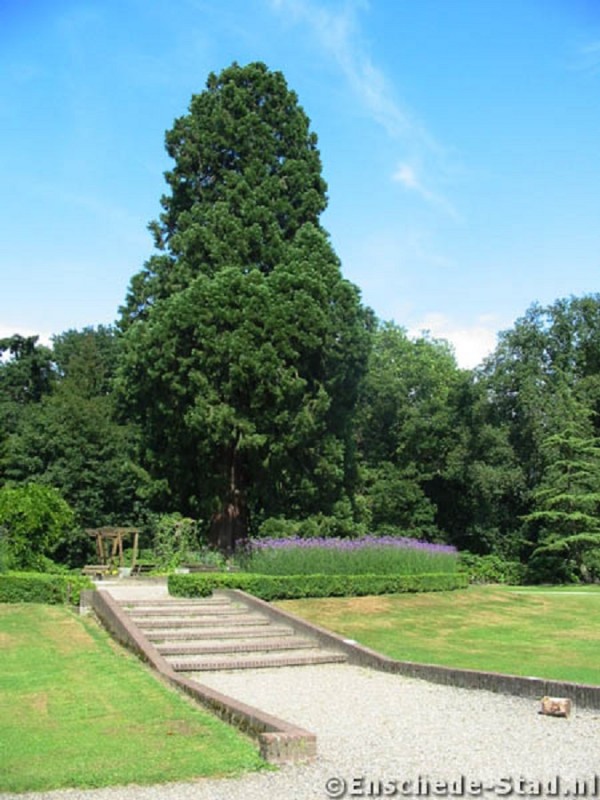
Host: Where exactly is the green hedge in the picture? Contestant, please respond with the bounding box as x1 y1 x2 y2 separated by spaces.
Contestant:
0 573 94 605
168 571 469 601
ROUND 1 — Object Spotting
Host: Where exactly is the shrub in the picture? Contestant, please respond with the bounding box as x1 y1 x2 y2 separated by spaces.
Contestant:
0 572 93 604
0 484 75 571
152 513 200 569
169 571 468 601
458 552 526 585
524 552 578 585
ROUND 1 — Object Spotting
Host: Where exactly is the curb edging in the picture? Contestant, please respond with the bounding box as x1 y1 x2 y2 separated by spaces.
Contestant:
82 589 316 764
226 589 600 710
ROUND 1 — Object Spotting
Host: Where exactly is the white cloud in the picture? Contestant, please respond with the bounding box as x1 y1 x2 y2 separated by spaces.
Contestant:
268 1 460 219
393 163 419 190
408 313 500 370
392 161 460 221
268 1 447 155
0 325 53 347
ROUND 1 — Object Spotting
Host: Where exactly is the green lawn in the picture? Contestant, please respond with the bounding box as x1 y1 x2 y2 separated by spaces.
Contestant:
277 585 600 685
0 604 265 793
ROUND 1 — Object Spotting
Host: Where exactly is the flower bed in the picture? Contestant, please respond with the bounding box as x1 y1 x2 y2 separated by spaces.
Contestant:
235 535 458 576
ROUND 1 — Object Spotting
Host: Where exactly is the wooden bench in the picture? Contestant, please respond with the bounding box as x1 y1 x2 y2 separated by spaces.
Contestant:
81 564 112 578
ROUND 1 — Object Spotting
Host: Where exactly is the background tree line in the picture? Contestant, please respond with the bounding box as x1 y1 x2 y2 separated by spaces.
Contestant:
2 62 599 581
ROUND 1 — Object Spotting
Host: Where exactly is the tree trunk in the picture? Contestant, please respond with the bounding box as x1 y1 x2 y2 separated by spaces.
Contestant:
209 439 248 554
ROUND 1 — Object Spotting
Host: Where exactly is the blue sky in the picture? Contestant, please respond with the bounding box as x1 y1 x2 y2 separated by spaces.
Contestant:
2 0 599 367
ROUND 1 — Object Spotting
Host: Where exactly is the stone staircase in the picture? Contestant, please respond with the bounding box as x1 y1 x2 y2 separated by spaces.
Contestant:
117 591 348 672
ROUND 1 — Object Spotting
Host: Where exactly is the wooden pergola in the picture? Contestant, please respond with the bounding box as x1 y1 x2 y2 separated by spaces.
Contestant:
85 527 140 569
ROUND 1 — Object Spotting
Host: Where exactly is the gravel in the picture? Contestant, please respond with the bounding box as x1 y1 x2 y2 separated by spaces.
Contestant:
6 664 600 800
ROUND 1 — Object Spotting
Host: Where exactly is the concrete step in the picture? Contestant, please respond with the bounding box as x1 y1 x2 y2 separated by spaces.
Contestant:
133 614 269 629
119 596 232 606
122 605 248 617
113 590 349 673
155 636 316 656
168 649 349 671
144 624 295 641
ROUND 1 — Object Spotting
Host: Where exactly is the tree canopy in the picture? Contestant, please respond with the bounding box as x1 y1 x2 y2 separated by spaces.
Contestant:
120 61 328 327
117 62 371 549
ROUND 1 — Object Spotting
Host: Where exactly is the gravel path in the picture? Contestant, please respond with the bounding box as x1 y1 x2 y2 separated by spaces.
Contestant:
5 580 599 800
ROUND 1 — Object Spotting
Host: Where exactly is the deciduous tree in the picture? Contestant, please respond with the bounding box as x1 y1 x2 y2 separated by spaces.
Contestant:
354 322 460 539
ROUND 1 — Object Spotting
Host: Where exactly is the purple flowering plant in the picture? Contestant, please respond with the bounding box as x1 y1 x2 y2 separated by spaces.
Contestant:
235 535 458 576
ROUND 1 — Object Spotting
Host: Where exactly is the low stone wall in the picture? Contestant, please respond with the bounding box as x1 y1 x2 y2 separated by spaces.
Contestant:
230 589 600 710
82 589 316 764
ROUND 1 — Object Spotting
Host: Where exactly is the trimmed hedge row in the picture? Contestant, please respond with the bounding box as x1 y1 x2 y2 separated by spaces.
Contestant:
0 572 94 605
168 571 469 601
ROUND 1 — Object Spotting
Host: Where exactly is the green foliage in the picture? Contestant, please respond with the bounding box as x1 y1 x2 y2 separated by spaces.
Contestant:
117 63 372 548
354 323 460 539
0 335 54 409
0 526 9 573
0 572 93 604
458 552 526 585
0 484 75 570
2 395 153 528
152 513 201 569
480 295 600 480
121 62 328 322
525 552 577 584
356 323 459 471
0 335 55 455
51 325 120 398
523 421 600 581
1 327 155 528
434 295 600 563
361 462 438 539
168 571 468 601
257 508 366 541
436 377 528 557
581 548 600 583
191 546 229 570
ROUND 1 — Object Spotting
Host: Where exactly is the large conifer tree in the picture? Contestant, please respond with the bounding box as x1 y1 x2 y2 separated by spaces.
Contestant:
118 62 371 549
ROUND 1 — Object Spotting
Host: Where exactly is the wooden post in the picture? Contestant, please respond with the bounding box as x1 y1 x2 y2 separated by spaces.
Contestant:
131 530 139 571
111 533 119 562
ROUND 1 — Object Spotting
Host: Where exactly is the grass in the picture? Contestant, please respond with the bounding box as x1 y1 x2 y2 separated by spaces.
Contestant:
0 604 265 793
276 584 600 685
237 535 458 576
